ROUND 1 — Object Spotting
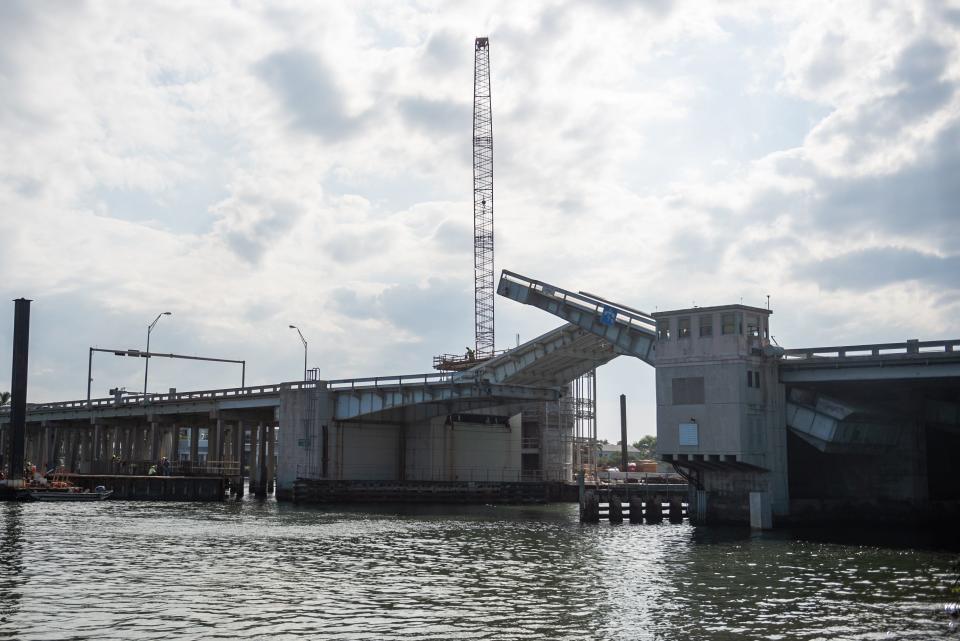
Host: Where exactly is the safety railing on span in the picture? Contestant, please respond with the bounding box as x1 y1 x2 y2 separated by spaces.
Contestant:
499 269 657 334
782 339 960 361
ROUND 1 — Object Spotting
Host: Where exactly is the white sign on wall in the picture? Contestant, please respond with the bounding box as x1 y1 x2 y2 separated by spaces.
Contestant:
679 422 699 446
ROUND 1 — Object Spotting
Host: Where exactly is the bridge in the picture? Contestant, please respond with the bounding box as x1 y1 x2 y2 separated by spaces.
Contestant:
496 270 960 526
4 270 958 523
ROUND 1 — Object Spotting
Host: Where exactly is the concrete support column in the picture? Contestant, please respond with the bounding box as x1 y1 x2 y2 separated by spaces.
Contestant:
266 425 276 493
249 423 261 495
92 424 101 467
130 425 141 462
208 421 220 467
255 422 267 497
234 421 245 498
68 429 81 472
234 422 244 471
150 423 160 462
119 427 129 463
190 425 200 468
52 427 64 469
82 427 93 473
169 424 179 462
38 425 47 470
398 424 406 481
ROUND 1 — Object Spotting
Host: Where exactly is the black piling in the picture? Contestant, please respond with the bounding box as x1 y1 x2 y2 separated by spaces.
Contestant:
580 490 600 523
8 299 31 483
629 496 644 524
608 494 623 524
619 394 628 472
668 498 684 523
645 497 663 524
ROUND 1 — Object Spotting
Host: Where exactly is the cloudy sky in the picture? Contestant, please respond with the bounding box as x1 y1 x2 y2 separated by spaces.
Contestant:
1 1 958 441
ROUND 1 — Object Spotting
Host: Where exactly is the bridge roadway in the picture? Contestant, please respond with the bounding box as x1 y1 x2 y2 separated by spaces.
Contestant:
0 374 563 426
779 339 960 382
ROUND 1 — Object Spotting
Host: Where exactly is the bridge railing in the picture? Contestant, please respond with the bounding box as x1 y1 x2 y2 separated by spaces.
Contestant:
783 338 960 361
326 372 454 390
2 381 299 415
499 269 657 334
1 372 468 417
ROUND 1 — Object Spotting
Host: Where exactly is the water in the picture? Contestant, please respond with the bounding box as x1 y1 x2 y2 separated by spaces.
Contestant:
0 498 956 640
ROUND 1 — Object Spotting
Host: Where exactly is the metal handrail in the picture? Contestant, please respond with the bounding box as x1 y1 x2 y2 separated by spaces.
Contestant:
326 372 453 389
0 372 469 416
783 339 960 360
500 269 657 333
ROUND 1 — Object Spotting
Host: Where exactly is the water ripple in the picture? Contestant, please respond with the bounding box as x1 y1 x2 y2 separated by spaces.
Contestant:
0 501 954 640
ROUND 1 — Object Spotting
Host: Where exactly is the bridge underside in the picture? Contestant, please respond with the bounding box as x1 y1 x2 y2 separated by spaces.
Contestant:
783 376 960 519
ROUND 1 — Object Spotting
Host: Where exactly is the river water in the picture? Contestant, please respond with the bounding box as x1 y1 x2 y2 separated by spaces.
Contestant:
0 497 956 640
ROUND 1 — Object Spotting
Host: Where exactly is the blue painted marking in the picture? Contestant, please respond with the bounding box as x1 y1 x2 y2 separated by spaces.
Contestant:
600 306 617 326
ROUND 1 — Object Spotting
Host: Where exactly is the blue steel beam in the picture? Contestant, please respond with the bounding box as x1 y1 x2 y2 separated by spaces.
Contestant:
497 270 656 365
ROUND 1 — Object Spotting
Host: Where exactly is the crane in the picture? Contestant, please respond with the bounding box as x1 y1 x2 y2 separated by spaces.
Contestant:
472 36 495 360
433 36 496 371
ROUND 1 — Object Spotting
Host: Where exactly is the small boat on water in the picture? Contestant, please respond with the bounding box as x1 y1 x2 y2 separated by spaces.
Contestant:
12 466 114 502
21 487 113 502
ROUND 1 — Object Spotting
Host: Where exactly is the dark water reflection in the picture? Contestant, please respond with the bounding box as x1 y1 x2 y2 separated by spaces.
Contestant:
0 499 955 640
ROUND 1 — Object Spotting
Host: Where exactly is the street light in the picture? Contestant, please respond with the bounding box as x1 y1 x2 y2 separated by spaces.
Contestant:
144 312 172 396
289 325 307 381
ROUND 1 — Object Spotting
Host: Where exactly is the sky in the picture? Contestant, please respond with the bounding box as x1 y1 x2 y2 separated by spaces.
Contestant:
1 0 958 442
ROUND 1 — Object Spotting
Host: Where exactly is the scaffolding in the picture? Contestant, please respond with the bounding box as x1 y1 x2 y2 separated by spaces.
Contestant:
572 369 598 481
520 368 597 482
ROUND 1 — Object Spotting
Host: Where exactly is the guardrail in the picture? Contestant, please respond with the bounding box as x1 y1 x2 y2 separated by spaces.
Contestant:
500 269 657 334
782 339 960 361
0 381 297 415
0 372 471 418
326 372 454 390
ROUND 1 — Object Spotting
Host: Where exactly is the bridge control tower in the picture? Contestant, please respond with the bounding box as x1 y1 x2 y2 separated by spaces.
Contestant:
652 305 787 524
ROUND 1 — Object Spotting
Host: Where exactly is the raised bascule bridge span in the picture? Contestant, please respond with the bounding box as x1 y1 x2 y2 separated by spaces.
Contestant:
4 271 957 522
497 269 960 526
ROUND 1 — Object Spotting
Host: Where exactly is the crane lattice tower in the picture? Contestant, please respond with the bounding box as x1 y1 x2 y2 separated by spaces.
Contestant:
473 37 494 358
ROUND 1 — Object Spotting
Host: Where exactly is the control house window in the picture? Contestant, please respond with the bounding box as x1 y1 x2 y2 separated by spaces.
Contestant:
657 322 671 340
699 315 712 337
721 313 735 335
747 317 760 337
678 317 691 338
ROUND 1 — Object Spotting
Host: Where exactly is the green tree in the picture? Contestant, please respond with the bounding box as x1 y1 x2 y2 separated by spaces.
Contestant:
631 434 657 460
0 391 10 406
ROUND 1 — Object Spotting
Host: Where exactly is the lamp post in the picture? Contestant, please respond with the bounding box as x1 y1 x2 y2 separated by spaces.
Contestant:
144 312 172 396
289 325 307 381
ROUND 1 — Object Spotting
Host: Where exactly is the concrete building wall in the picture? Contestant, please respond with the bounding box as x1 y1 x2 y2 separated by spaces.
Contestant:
275 386 528 495
405 414 521 482
654 305 789 520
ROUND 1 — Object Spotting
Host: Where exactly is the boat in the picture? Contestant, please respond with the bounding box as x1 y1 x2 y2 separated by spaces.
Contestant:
21 487 113 502
16 467 113 501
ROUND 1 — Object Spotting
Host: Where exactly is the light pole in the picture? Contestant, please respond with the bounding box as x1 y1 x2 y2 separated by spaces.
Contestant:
289 325 307 381
144 312 172 396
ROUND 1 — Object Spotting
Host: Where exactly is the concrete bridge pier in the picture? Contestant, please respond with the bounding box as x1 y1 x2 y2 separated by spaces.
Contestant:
251 422 264 497
190 425 200 467
266 425 276 493
234 421 245 498
207 418 223 463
